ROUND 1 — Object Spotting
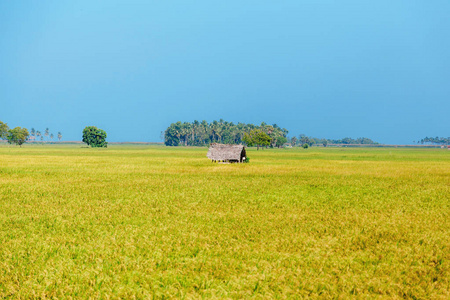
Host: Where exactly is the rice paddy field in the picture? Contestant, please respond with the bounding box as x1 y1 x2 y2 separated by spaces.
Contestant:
0 145 449 298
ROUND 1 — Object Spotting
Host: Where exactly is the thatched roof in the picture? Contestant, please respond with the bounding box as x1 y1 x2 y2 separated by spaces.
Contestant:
207 143 246 162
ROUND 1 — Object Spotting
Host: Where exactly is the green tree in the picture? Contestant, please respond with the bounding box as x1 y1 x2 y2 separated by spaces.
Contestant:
6 127 30 147
82 126 108 148
243 129 271 150
164 125 180 146
0 120 9 139
276 136 288 148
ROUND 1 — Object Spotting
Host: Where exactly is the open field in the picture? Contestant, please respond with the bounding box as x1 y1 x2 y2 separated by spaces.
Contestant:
0 145 449 298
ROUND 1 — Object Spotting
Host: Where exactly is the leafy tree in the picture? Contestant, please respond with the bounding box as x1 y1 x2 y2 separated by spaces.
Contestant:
243 129 271 150
164 125 180 146
58 132 62 141
302 143 309 149
82 126 108 148
6 127 29 147
255 131 271 149
0 120 9 139
276 136 288 148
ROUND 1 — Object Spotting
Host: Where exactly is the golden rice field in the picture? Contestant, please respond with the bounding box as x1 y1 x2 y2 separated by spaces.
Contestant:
0 145 449 298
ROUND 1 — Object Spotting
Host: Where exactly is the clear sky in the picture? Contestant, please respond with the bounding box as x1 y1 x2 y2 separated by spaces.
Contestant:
1 1 449 144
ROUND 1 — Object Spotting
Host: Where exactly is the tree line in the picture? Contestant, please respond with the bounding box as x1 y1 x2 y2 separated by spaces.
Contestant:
290 135 378 147
164 120 383 148
417 136 450 145
164 120 288 147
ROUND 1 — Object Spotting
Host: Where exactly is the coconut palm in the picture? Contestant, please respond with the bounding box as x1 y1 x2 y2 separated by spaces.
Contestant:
45 128 49 141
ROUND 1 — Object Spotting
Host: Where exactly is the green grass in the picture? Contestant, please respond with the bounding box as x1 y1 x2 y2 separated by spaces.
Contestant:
0 145 449 298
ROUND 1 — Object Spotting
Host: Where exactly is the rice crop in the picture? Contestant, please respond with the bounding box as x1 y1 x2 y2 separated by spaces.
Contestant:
0 145 449 298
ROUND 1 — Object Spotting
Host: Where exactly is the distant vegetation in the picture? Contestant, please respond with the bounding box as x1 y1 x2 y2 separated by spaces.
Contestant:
164 120 288 147
291 135 378 147
30 127 62 142
164 120 381 148
1 120 64 146
418 136 450 145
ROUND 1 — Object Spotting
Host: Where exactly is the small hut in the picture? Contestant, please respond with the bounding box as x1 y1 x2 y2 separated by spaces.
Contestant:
207 143 246 163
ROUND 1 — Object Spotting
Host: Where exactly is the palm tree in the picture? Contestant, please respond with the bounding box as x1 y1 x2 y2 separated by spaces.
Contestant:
211 120 219 142
50 133 54 141
193 120 200 144
181 122 190 146
57 132 62 141
44 128 50 141
291 136 298 146
201 120 209 144
29 128 36 142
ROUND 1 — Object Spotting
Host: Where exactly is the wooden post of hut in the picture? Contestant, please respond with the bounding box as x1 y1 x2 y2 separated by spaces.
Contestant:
207 143 246 163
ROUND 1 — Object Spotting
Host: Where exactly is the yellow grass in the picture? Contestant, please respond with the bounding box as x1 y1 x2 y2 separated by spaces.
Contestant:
0 145 449 298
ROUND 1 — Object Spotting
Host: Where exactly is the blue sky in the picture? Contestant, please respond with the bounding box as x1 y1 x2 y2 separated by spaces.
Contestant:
1 1 449 144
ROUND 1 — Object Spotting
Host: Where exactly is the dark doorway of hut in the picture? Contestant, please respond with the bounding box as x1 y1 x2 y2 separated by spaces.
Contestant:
206 143 247 163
